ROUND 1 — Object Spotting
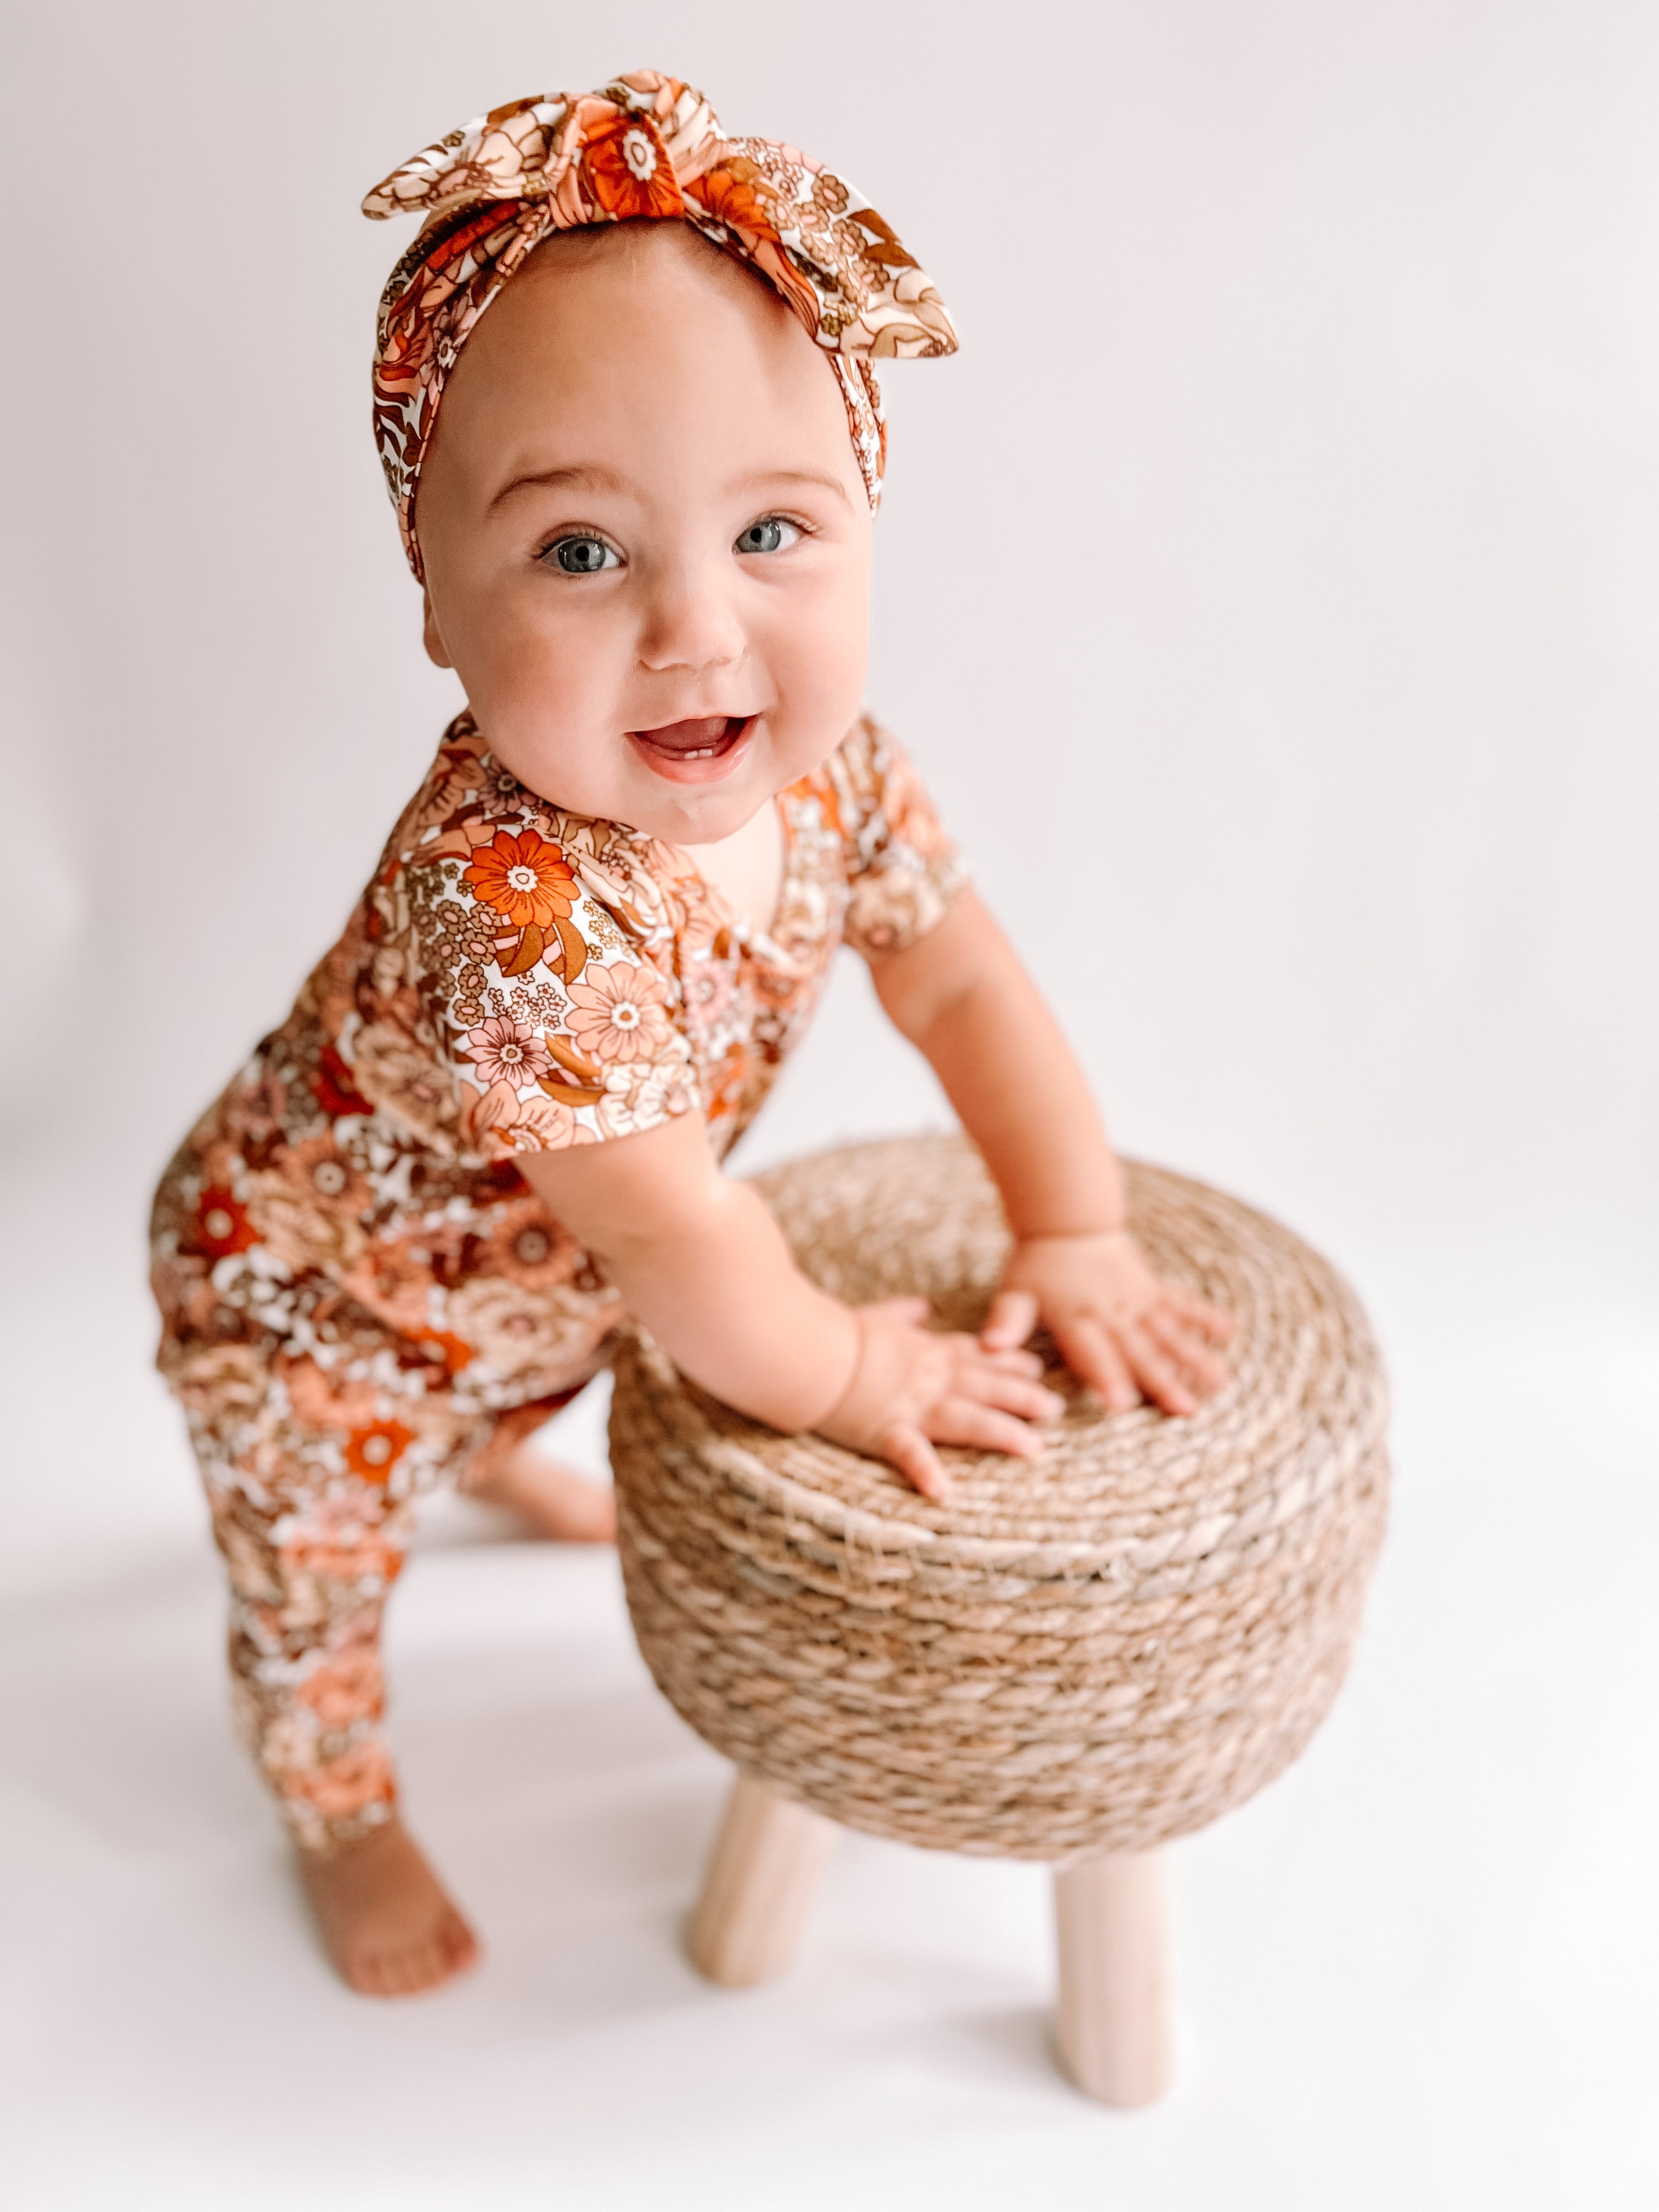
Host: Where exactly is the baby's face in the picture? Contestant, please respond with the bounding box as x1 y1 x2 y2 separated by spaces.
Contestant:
416 224 873 846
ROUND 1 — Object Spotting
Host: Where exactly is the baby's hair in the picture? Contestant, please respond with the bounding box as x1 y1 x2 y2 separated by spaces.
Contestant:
519 214 785 314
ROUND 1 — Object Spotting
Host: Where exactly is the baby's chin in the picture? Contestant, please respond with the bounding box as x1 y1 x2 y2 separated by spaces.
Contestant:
616 764 780 849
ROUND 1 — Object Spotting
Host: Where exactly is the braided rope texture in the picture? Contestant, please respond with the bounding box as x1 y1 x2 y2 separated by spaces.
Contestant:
610 1135 1389 1860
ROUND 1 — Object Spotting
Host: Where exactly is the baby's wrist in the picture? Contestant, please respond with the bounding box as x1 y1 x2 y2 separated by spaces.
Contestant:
1010 1222 1130 1249
815 1309 879 1446
790 1302 864 1437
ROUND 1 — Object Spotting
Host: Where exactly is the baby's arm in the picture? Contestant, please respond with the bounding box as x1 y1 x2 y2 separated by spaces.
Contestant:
868 889 1236 1414
517 1111 1061 1498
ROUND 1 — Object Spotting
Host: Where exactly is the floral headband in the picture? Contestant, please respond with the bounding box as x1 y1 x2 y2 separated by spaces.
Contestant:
362 70 958 579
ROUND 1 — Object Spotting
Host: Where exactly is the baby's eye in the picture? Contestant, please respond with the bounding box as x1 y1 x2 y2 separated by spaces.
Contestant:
735 516 801 556
545 534 620 575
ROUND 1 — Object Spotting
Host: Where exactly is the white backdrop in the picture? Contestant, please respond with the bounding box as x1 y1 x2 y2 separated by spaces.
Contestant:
6 0 1656 1258
3 5 1655 2208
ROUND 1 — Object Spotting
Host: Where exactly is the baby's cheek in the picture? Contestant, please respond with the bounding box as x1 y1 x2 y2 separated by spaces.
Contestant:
763 593 870 754
478 617 624 788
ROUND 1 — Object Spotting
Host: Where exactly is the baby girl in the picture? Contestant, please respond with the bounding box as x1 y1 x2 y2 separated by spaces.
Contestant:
150 71 1234 2000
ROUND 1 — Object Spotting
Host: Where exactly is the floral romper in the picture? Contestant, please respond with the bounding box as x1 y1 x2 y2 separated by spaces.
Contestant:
150 710 963 1851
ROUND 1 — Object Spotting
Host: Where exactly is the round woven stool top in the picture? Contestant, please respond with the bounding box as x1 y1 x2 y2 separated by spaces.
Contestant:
610 1135 1389 1861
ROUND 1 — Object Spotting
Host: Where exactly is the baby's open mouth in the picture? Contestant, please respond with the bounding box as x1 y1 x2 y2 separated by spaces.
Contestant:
628 714 756 784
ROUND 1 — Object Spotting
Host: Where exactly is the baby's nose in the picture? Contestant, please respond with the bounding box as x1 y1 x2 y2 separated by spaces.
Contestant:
636 566 746 674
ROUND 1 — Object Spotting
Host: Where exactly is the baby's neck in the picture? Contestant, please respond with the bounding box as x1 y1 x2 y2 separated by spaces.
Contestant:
682 799 786 938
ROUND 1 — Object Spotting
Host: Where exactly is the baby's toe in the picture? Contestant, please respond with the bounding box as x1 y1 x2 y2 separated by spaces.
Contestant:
345 1944 395 1997
439 1911 481 1974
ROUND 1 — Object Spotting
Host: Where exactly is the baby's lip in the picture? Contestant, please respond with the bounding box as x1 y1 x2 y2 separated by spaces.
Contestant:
631 714 748 753
628 713 757 786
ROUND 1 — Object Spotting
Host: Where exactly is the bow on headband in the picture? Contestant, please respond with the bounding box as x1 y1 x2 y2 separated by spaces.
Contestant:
363 70 958 577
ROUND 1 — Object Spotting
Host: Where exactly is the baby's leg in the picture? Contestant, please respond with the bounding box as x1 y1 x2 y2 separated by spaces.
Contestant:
462 1395 617 1542
207 1462 478 1997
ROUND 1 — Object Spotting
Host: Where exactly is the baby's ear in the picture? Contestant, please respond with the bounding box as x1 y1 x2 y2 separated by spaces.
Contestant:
422 587 454 670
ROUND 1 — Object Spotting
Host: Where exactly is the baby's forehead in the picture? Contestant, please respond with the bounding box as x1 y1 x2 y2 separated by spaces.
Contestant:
445 220 844 436
512 219 791 333
422 218 864 520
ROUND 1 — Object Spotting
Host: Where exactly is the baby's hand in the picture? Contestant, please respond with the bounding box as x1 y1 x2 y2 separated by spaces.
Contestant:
984 1232 1237 1417
818 1297 1064 1502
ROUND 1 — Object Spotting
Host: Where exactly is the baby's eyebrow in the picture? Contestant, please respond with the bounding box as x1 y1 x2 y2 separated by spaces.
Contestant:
489 462 633 512
731 467 853 509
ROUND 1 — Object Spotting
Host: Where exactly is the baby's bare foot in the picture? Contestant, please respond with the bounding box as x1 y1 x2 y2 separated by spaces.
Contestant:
469 1448 618 1543
297 1818 480 1998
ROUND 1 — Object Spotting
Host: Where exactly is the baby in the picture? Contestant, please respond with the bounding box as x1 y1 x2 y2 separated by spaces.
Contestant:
150 72 1234 2000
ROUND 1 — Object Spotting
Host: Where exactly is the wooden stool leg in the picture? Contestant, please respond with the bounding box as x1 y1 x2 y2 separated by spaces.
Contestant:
686 1774 839 1988
1052 1848 1175 2106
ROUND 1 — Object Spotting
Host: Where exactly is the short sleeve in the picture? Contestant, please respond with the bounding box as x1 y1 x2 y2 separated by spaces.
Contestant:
354 723 696 1164
826 718 968 958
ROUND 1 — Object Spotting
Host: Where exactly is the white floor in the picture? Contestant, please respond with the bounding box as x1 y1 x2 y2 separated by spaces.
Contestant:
3 1156 1656 2212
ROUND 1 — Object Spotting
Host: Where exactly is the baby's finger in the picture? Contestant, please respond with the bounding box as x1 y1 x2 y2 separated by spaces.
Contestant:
949 1361 1065 1424
1146 1308 1231 1396
936 1328 1045 1382
861 1296 932 1325
1120 1322 1198 1417
926 1396 1047 1458
1175 1293 1237 1345
1055 1316 1140 1411
978 1344 1047 1380
873 1422 950 1501
979 1289 1039 1353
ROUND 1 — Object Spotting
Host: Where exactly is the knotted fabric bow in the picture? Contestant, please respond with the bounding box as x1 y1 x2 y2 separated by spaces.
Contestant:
362 70 958 578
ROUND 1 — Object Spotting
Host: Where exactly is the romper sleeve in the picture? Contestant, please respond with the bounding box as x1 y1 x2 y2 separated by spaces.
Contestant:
827 715 969 958
354 723 697 1165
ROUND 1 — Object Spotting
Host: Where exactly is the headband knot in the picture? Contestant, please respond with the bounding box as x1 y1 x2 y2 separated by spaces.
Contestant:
363 71 957 577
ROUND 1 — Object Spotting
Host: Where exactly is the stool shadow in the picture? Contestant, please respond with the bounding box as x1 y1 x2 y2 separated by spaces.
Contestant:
954 2001 1062 2082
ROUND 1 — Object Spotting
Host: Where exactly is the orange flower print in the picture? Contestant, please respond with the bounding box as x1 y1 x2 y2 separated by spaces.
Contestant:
189 1187 257 1260
464 1017 554 1089
314 1042 372 1119
345 1419 415 1483
462 830 578 928
407 1328 474 1380
687 157 779 242
580 110 685 221
564 961 672 1064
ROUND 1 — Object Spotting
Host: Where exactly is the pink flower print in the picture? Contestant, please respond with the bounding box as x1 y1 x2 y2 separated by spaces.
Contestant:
563 962 672 1065
297 1639 386 1729
465 1017 552 1088
278 1486 408 1587
281 1740 397 1822
682 957 736 1035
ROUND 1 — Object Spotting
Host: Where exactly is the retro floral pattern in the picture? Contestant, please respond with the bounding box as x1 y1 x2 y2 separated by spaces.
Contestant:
362 70 958 572
152 712 963 1849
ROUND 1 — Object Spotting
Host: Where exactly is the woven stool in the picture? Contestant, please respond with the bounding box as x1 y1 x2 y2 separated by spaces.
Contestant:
610 1135 1389 2103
